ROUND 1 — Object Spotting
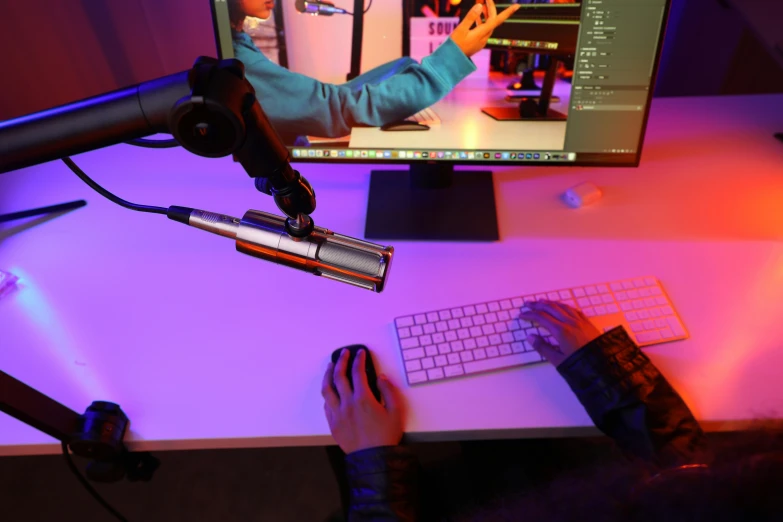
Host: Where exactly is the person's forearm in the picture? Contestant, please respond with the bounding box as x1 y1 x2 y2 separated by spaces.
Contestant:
558 327 711 469
345 446 420 522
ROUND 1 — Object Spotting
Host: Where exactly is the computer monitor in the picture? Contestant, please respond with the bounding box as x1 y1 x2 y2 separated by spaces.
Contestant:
209 0 671 241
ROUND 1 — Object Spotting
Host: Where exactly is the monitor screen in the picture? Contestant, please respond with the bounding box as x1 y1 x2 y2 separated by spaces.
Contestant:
211 0 670 167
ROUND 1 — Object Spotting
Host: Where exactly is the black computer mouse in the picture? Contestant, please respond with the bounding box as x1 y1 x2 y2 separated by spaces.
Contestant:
380 120 430 131
331 345 382 402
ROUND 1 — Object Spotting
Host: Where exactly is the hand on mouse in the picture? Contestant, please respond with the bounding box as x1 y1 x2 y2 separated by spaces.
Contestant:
520 300 602 367
450 0 521 58
322 349 404 454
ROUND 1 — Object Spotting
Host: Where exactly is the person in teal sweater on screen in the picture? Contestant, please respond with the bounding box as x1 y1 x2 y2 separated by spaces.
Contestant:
227 0 520 144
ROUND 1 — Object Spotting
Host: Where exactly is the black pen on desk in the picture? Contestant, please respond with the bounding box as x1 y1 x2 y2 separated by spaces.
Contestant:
0 200 87 223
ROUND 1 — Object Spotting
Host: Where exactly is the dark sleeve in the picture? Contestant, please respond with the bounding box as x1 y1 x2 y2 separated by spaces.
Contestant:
557 327 711 469
345 445 420 522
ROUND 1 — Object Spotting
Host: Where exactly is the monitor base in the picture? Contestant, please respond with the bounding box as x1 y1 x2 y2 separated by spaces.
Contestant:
481 106 568 122
364 165 499 241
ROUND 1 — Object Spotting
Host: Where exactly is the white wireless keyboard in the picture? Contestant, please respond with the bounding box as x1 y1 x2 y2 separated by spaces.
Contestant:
407 107 441 126
394 277 688 386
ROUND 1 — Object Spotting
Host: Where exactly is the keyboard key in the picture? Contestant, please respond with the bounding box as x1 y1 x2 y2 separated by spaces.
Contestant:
448 319 461 329
406 360 422 372
470 326 483 337
445 364 464 377
616 292 628 301
513 330 526 341
660 328 674 339
448 353 461 365
650 287 662 295
489 334 502 345
498 310 510 321
622 281 634 289
633 300 644 309
425 345 438 357
474 348 487 360
661 306 674 316
460 351 474 362
451 341 464 352
583 307 595 317
398 328 411 339
600 294 613 304
590 296 603 305
411 325 423 336
577 298 591 307
512 297 524 307
460 317 473 328
396 316 414 327
439 310 452 321
457 329 470 340
419 334 433 346
626 311 638 321
473 315 486 326
607 304 620 313
476 304 489 314
427 368 445 380
432 333 445 344
559 290 572 299
482 324 495 335
637 331 662 343
499 344 512 355
627 290 640 299
637 310 650 320
649 308 662 318
639 288 651 297
435 355 448 366
464 305 476 316
422 357 434 369
573 288 586 297
436 321 449 332
500 300 512 310
495 322 508 333
594 305 607 315
485 312 498 323
644 277 657 286
477 337 490 348
464 339 477 350
401 338 420 349
548 292 560 300
445 331 458 342
415 314 427 324
511 342 525 353
488 302 500 312
438 343 451 354
610 283 623 291
427 312 439 322
408 371 428 384
643 320 655 330
666 316 686 336
451 308 464 318
633 279 645 288
630 322 644 333
509 309 521 319
620 302 633 311
644 298 656 307
501 332 515 343
486 346 500 358
424 323 436 334
597 284 609 293
654 318 667 328
655 297 667 305
403 347 425 359
464 352 540 374
535 293 547 301
585 286 597 295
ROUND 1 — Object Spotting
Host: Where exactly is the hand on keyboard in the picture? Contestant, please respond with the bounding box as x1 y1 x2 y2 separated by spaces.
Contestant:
322 349 404 454
521 301 602 367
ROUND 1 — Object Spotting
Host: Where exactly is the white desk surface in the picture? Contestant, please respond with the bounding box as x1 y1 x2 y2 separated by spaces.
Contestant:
347 73 570 150
1 94 782 456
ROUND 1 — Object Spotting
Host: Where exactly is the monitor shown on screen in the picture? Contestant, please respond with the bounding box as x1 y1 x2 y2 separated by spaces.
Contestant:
209 0 670 241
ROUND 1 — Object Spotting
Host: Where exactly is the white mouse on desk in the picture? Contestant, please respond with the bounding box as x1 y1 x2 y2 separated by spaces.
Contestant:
564 182 603 208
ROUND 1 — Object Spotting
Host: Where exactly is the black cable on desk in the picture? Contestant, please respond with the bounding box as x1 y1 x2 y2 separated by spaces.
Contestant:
62 158 167 216
126 138 179 149
62 443 129 522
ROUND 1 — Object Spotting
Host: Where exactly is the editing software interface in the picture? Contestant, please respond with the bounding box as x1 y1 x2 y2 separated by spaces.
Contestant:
212 0 668 165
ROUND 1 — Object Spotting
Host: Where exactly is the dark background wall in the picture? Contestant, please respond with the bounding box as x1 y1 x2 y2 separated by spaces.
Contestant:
0 0 781 122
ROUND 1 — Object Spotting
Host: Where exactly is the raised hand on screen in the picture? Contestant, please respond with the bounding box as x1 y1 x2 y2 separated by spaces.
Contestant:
450 0 521 57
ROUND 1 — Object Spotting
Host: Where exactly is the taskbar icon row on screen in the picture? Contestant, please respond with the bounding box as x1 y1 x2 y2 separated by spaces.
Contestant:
291 149 577 162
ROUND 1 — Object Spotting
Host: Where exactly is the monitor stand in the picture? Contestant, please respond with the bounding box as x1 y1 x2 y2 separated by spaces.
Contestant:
482 57 568 122
364 163 499 241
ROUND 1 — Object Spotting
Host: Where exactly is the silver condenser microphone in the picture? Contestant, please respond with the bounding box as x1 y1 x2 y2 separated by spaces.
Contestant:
167 207 393 292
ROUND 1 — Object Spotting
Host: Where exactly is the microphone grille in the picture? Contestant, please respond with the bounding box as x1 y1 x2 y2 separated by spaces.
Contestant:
318 242 382 276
